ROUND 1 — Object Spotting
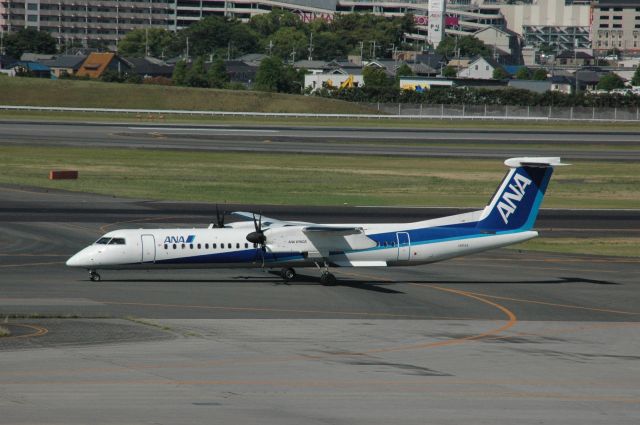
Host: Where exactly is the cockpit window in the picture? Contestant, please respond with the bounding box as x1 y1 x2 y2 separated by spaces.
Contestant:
108 238 126 245
95 237 111 245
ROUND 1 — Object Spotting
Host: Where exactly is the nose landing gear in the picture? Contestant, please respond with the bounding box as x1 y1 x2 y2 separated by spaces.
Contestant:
89 270 101 282
320 271 337 286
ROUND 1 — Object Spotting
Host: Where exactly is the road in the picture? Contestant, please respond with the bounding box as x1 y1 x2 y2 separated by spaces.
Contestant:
1 121 639 160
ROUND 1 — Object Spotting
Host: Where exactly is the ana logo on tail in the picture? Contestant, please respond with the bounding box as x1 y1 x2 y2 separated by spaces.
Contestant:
497 173 532 224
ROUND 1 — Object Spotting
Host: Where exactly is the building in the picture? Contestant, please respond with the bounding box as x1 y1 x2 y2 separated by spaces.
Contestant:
482 0 591 36
76 52 130 78
304 69 363 91
508 75 574 94
40 54 86 78
0 0 175 49
1 0 510 51
457 56 505 79
591 0 640 54
399 76 454 92
554 50 594 66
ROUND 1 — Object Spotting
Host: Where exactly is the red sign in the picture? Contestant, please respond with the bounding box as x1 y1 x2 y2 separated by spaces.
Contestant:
414 15 460 26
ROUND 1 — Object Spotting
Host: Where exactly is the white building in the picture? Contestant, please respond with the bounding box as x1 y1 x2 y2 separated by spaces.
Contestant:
304 70 364 91
457 56 503 80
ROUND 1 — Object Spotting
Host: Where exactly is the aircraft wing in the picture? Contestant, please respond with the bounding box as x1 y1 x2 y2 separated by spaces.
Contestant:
230 211 312 227
301 226 377 252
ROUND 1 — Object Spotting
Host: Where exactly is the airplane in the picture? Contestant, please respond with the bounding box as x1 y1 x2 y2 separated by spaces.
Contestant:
66 157 567 284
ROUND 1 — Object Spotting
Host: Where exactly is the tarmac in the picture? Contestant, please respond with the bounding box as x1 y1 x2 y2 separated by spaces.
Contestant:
1 186 639 424
1 121 639 160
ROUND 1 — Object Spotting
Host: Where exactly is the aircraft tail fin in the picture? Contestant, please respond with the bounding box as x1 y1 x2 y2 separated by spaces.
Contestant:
476 157 568 232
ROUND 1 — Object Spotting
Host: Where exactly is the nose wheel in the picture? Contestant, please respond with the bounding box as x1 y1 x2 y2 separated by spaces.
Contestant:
320 271 337 286
89 270 101 282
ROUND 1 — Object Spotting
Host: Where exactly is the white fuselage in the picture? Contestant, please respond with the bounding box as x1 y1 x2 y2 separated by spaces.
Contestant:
66 215 538 271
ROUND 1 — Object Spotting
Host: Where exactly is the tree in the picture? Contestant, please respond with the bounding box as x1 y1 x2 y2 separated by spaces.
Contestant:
396 63 413 78
207 58 229 88
436 36 490 59
631 67 640 86
514 67 531 80
596 73 625 91
254 56 303 93
363 66 391 87
254 56 286 92
532 68 548 81
172 60 188 86
185 56 208 88
174 16 259 59
442 65 457 78
4 28 57 59
117 28 175 58
249 10 302 37
270 27 307 61
492 67 509 80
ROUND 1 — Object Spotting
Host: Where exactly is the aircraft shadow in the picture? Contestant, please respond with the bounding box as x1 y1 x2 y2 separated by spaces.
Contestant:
387 277 620 286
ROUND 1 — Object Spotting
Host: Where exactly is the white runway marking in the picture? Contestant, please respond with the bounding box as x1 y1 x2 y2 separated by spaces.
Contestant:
127 127 279 133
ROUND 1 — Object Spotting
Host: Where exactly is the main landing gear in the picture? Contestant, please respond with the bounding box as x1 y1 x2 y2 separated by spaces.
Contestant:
280 267 296 282
89 270 101 282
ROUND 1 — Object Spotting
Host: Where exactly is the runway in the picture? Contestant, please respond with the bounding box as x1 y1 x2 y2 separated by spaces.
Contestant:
1 120 639 160
1 186 639 424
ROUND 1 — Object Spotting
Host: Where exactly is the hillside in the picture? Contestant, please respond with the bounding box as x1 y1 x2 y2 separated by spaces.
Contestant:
0 77 372 113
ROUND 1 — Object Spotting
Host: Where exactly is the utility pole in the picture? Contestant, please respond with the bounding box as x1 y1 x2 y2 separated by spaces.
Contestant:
308 32 314 61
145 27 149 57
186 36 189 60
359 41 364 65
268 40 273 55
291 48 296 64
227 41 231 60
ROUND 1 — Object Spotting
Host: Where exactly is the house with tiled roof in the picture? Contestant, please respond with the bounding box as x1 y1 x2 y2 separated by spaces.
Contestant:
76 52 131 78
41 55 87 78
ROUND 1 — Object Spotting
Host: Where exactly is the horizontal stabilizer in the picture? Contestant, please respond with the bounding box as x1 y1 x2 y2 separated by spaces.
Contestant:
504 157 569 168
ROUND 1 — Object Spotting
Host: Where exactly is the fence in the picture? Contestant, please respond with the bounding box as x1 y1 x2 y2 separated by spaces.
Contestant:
1 104 640 122
363 103 640 122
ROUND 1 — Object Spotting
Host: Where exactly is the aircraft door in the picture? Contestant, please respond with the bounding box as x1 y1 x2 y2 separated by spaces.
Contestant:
396 232 410 261
141 234 156 263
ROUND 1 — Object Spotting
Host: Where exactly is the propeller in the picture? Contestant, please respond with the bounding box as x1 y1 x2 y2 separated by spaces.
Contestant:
213 204 226 228
246 212 266 246
246 212 267 267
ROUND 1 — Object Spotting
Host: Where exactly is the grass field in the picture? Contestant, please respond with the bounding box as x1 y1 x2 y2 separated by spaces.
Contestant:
1 146 638 209
0 78 374 114
2 78 640 131
513 238 640 258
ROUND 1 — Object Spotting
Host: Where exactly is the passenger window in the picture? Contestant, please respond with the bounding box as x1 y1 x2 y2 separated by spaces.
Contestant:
197 243 201 249
236 243 240 249
228 243 231 249
189 244 193 249
244 243 248 248
95 237 111 245
205 243 209 249
164 244 168 249
253 243 257 248
173 244 176 249
181 243 185 249
213 243 217 249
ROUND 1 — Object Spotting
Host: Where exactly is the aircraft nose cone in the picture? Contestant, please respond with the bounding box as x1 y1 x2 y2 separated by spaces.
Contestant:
66 253 82 267
66 250 93 268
